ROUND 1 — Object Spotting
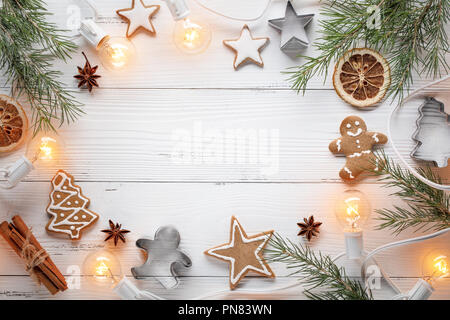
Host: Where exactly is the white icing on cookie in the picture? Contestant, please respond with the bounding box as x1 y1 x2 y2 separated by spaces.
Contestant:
206 217 273 286
116 0 159 38
223 25 269 70
47 171 98 239
355 121 360 126
344 167 355 179
372 133 379 142
348 150 371 158
347 128 363 137
337 139 342 151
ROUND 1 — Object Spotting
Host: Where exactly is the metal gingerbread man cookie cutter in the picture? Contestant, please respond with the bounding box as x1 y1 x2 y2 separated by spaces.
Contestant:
131 226 192 289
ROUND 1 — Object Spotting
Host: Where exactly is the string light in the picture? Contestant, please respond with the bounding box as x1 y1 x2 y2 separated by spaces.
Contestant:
80 19 136 71
164 0 212 54
0 133 63 189
335 190 371 259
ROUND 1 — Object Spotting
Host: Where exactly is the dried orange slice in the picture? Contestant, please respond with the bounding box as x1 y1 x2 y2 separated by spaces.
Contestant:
0 95 28 153
333 48 390 108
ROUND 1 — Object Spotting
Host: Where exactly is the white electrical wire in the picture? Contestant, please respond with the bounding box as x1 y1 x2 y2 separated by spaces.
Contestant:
192 0 272 22
361 228 450 299
387 75 450 191
132 250 398 300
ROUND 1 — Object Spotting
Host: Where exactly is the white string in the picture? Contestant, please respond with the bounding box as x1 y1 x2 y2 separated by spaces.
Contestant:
132 251 392 300
192 0 272 22
387 75 450 191
361 228 450 299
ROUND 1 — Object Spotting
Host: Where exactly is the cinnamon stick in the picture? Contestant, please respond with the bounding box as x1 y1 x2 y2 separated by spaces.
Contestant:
6 224 59 295
0 218 66 295
0 222 57 294
11 215 67 291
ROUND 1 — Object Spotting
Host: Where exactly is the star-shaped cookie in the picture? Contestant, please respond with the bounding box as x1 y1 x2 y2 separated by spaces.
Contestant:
204 216 275 290
223 25 269 70
116 0 160 38
268 1 314 54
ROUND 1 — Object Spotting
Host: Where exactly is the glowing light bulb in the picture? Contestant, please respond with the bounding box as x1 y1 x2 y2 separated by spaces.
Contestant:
335 190 371 259
98 36 136 70
25 133 63 165
335 190 371 233
80 19 136 71
173 18 211 54
83 250 123 287
422 249 449 285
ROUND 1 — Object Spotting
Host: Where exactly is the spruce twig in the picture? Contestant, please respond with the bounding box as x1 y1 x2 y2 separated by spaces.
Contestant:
370 151 450 234
266 233 372 300
287 0 450 102
0 0 82 133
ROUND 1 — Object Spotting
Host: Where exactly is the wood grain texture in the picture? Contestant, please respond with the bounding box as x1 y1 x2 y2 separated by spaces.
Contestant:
1 89 447 182
0 0 448 300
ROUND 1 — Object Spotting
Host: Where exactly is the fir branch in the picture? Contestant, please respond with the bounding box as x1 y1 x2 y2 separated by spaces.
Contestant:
266 233 372 300
287 0 450 102
371 151 450 234
0 0 82 133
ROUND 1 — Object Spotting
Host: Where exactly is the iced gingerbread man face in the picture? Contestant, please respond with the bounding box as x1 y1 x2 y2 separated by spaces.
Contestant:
329 116 388 180
340 116 367 137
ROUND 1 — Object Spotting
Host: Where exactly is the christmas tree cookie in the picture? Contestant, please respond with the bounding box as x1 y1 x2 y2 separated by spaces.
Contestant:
46 170 99 240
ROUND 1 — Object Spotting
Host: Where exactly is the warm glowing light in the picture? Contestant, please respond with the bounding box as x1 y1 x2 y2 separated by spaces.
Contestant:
335 190 370 232
422 249 450 286
26 133 62 164
432 255 448 278
99 37 136 70
345 197 361 229
38 137 56 160
83 250 122 287
95 259 111 279
174 18 211 54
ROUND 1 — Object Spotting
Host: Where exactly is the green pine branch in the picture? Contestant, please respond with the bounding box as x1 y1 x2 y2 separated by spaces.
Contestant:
371 151 450 234
0 0 82 133
266 233 372 300
287 0 450 102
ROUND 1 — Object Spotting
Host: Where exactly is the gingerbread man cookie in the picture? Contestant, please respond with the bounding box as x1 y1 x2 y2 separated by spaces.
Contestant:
329 116 388 180
46 170 99 240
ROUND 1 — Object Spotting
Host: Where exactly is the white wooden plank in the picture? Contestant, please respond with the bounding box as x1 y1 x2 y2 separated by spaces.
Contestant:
26 0 449 90
1 275 448 300
2 89 447 182
0 182 448 279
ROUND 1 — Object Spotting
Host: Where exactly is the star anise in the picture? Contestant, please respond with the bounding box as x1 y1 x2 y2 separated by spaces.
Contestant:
101 220 130 246
74 52 101 92
297 215 322 242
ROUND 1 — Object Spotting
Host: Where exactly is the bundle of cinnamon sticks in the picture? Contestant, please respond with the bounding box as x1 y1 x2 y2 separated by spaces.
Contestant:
0 215 67 295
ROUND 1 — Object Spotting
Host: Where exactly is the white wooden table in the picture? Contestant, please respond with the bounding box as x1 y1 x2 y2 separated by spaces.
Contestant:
0 0 448 300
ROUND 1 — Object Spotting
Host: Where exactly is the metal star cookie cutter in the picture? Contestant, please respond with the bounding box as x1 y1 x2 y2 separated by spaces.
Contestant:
411 97 450 168
131 226 192 289
268 1 314 55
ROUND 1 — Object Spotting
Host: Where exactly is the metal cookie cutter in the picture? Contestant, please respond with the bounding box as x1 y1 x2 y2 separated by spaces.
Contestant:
131 226 192 289
411 97 450 168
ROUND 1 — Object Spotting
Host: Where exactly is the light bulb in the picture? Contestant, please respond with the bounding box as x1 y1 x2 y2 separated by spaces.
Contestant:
80 19 136 71
83 250 123 287
173 18 211 54
98 36 136 70
335 190 371 259
25 132 63 165
335 190 371 233
408 248 449 300
422 248 449 285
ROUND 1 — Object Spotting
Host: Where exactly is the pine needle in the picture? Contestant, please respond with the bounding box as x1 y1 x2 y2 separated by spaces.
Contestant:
286 0 450 102
266 233 372 300
0 0 82 134
370 151 450 234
